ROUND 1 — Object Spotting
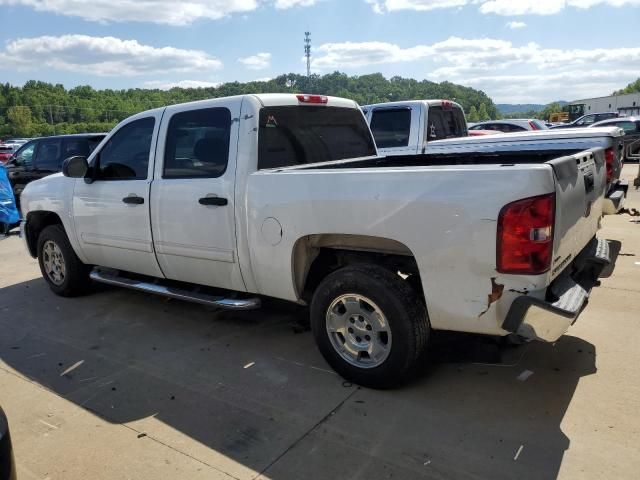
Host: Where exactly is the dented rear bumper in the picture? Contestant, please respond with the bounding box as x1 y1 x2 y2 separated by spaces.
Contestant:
502 237 610 342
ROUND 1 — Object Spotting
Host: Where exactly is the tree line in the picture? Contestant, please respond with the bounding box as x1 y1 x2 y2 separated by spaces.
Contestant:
0 73 499 137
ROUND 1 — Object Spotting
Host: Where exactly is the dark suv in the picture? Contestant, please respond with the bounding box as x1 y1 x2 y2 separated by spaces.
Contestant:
551 112 619 129
5 133 105 206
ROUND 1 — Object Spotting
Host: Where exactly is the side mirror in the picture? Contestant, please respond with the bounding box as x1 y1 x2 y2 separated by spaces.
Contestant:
62 156 89 178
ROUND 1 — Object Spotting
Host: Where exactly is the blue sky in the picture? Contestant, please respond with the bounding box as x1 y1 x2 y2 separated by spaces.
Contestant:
0 0 639 103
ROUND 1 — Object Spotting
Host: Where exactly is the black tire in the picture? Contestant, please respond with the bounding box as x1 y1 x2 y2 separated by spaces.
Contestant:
37 224 91 297
310 264 429 389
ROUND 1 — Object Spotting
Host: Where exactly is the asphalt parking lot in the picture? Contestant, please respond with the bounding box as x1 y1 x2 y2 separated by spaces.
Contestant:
1 165 639 480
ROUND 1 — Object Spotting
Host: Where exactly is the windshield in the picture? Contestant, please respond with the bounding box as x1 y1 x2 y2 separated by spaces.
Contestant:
258 106 376 169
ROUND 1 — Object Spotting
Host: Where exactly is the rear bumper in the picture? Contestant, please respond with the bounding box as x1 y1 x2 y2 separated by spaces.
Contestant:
603 180 628 215
502 237 610 342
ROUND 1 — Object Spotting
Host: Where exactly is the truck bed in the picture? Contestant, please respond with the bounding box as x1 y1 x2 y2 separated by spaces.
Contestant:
294 150 583 169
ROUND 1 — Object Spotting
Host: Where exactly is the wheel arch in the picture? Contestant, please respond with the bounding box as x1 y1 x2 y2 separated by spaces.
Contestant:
24 211 64 258
291 233 425 303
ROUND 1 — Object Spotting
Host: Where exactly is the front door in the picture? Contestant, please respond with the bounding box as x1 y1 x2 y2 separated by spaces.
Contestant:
150 100 245 291
72 114 164 277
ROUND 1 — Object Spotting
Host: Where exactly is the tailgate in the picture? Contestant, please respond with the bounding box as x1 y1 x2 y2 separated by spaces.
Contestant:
548 148 606 280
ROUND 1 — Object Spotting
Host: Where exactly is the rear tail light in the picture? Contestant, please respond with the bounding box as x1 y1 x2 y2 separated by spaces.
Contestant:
605 147 615 185
497 193 555 275
528 120 539 130
442 100 452 110
296 94 328 104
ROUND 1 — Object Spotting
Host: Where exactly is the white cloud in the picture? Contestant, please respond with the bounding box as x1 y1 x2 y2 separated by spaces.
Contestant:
238 52 272 70
365 0 640 15
0 35 223 76
274 0 316 7
506 21 526 28
367 0 467 13
142 80 223 90
0 0 316 25
311 37 640 103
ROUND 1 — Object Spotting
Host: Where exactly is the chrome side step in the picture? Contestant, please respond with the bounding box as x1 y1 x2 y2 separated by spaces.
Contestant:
89 270 261 310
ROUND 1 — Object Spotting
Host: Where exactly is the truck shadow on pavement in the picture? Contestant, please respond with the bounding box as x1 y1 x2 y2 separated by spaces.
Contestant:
0 278 597 480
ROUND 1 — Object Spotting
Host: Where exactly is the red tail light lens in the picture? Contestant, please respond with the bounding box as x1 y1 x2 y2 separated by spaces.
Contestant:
528 120 539 130
497 193 555 274
605 147 615 185
296 94 328 104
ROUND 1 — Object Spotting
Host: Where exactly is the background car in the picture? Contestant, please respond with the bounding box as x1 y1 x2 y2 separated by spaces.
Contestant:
590 116 640 159
5 133 106 206
0 145 17 165
551 112 619 129
0 407 16 480
468 129 501 136
468 119 548 133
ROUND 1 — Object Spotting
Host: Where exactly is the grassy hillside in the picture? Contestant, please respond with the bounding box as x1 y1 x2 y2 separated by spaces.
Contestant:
0 73 498 137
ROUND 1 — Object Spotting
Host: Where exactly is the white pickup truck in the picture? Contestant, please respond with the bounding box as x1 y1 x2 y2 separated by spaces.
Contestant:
20 93 611 388
363 100 627 214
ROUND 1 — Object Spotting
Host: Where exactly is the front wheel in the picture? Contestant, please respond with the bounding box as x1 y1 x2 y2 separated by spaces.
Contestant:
37 224 90 297
310 264 430 388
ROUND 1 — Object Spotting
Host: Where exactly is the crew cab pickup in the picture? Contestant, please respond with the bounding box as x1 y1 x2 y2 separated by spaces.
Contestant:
20 94 611 388
361 100 468 156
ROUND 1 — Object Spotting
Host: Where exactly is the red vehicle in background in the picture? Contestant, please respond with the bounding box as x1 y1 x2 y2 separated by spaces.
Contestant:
0 146 15 165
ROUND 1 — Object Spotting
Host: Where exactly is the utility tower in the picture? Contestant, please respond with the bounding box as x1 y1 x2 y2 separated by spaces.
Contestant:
304 31 311 77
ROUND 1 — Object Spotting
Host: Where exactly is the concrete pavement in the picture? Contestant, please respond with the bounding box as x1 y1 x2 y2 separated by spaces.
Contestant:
1 164 639 479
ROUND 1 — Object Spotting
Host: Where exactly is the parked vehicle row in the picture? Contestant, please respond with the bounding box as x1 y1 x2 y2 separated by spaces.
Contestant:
19 93 613 388
551 112 619 129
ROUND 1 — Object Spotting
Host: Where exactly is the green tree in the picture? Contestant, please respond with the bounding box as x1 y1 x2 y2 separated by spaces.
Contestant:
613 78 640 95
467 105 480 122
7 106 32 135
539 102 564 121
477 103 490 121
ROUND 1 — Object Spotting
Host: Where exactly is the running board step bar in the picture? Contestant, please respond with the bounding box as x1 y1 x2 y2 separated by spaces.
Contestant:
89 270 261 310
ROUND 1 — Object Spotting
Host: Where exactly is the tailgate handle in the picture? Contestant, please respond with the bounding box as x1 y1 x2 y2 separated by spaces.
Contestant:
584 173 594 193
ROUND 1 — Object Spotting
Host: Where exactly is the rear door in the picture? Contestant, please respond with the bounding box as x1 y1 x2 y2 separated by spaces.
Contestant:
150 99 246 292
369 106 421 156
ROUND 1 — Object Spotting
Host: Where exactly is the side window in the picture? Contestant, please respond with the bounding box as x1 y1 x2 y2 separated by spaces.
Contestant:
35 138 63 172
13 141 36 167
163 108 231 178
62 138 91 159
370 108 411 148
582 115 596 125
613 121 638 133
96 117 155 180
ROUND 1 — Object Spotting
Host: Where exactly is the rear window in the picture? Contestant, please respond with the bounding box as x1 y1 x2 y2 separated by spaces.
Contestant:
369 108 411 149
258 106 376 170
426 106 467 141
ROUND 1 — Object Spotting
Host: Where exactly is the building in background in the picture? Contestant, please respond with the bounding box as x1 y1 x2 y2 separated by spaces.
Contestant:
566 93 640 120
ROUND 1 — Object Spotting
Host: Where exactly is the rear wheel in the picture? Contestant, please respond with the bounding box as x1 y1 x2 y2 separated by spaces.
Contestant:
37 225 90 297
310 264 429 388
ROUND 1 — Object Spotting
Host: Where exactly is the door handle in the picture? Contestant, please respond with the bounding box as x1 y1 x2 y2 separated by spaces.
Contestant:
122 195 144 205
199 196 228 206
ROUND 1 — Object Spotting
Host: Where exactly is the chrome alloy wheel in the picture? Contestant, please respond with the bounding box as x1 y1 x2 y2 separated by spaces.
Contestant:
325 294 392 369
42 240 66 285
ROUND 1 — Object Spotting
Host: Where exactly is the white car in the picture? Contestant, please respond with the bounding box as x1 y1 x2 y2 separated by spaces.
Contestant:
19 93 611 388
